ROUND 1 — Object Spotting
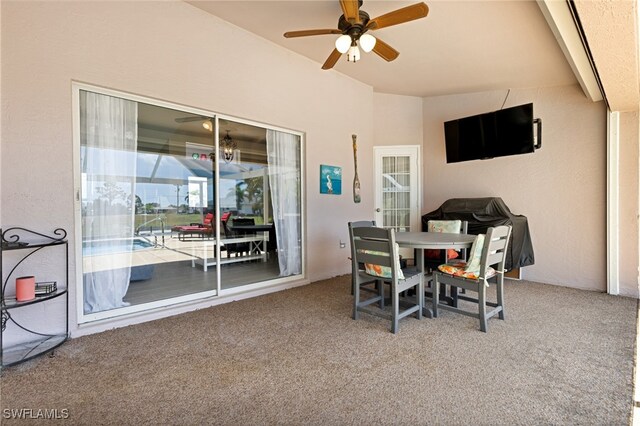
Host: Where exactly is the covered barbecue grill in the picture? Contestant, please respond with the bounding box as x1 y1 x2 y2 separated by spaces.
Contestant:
422 197 535 271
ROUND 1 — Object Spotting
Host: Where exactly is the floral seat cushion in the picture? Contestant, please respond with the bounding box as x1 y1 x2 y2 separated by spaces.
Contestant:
437 234 495 281
437 260 495 280
362 243 405 280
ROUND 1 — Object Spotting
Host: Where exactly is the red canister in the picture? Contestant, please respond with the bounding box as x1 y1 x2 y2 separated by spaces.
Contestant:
15 276 36 301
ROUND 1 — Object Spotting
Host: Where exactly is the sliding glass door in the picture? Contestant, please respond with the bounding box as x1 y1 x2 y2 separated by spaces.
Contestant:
76 86 304 322
216 120 302 289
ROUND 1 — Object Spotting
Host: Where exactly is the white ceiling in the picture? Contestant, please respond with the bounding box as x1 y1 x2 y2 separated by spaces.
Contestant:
187 0 578 98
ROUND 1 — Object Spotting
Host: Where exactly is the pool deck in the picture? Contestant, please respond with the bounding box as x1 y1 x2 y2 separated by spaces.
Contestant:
83 236 242 273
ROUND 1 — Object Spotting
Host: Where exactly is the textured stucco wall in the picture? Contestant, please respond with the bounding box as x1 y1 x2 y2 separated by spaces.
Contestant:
1 1 376 337
573 0 640 112
423 85 607 291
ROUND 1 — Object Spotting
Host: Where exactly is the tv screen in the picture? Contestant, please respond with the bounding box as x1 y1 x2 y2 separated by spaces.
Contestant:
444 103 535 163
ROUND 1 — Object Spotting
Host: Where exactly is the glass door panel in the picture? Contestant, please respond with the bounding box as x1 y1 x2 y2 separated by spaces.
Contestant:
80 90 217 317
78 87 304 322
379 155 413 232
374 146 420 260
217 120 302 289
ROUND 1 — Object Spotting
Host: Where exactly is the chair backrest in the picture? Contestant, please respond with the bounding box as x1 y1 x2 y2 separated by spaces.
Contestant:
220 213 232 237
348 221 376 276
231 217 256 237
478 225 512 277
427 219 467 234
232 217 255 226
351 226 403 281
426 220 468 262
203 213 214 227
350 220 376 229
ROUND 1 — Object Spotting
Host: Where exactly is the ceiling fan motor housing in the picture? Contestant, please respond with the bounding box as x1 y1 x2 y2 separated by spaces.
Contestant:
338 10 370 39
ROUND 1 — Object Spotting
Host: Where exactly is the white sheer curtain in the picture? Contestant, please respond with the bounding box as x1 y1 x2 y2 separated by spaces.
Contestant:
266 129 301 276
81 91 138 314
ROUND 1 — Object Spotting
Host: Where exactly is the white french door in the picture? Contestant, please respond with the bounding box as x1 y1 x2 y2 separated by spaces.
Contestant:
373 145 421 237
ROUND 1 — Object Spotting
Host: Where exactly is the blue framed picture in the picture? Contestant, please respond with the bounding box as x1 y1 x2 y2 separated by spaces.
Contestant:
320 165 342 195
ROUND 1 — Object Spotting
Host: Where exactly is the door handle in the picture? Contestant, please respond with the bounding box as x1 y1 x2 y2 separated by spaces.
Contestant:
376 208 381 212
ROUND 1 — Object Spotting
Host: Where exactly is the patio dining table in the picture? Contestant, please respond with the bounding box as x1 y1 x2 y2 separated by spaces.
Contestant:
394 231 476 317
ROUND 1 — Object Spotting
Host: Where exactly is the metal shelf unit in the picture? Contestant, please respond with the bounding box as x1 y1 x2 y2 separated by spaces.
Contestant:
1 227 69 367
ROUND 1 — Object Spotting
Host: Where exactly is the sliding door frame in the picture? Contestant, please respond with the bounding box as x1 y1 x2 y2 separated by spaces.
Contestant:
72 82 306 324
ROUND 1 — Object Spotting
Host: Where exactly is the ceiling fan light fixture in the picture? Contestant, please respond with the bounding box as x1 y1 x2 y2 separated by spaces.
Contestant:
359 34 376 53
347 45 360 62
335 34 352 54
283 1 428 70
202 121 213 132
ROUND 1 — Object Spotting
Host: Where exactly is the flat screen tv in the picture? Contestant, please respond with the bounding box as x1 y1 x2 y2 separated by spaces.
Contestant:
444 103 539 164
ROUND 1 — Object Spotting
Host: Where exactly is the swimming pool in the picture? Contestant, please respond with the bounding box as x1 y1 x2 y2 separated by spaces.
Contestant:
82 238 154 256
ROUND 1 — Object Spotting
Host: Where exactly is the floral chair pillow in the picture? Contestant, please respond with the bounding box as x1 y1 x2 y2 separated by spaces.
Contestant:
426 220 462 260
437 234 495 281
362 243 405 280
427 220 462 234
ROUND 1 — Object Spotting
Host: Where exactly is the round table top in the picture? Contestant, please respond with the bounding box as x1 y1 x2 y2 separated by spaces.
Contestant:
394 232 476 250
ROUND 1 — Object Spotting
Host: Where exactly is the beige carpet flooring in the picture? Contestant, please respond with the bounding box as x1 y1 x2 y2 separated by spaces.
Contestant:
1 276 637 425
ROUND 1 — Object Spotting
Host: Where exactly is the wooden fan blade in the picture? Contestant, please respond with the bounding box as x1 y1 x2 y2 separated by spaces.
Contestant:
340 0 360 24
284 29 342 38
366 2 429 31
322 49 343 70
372 38 399 62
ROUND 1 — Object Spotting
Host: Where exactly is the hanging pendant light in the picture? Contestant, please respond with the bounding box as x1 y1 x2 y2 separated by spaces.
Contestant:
221 130 236 163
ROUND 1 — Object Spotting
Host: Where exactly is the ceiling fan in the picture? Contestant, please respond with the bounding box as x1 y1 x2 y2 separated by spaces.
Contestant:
175 116 214 131
283 0 429 70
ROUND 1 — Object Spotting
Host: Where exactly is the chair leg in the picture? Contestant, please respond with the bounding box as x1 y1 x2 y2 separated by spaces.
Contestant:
497 276 505 320
432 275 440 318
450 285 459 307
353 279 360 320
392 289 400 334
478 283 487 332
417 278 424 320
377 279 385 309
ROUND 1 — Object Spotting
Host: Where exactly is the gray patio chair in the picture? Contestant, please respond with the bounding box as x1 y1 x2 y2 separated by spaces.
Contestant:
424 220 468 306
348 221 382 300
351 226 424 334
433 225 512 332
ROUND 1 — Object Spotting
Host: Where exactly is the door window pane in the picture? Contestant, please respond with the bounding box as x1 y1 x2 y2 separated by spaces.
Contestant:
381 155 411 232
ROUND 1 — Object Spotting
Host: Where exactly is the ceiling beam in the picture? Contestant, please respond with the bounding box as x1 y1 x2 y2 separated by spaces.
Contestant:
537 0 603 103
572 0 639 112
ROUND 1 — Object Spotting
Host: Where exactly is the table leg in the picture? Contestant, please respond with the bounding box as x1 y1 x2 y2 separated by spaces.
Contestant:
417 248 434 318
203 245 208 272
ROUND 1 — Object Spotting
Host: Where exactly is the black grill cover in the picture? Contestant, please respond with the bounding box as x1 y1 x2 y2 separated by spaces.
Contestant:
422 197 534 270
